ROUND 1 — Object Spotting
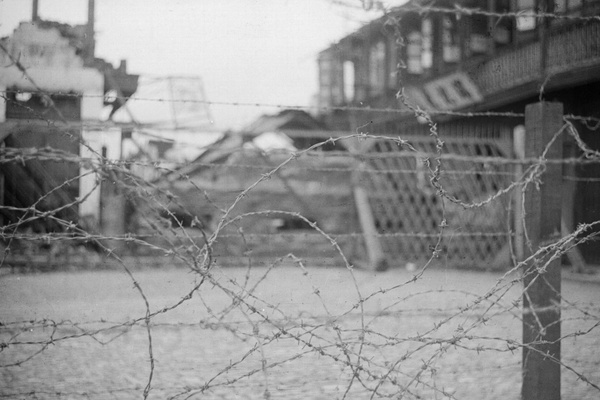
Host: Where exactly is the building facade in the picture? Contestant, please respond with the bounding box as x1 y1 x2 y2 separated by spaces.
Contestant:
318 0 600 126
0 19 138 236
317 0 600 265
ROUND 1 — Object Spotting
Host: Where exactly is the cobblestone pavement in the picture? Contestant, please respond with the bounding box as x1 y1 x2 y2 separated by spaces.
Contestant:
1 265 599 399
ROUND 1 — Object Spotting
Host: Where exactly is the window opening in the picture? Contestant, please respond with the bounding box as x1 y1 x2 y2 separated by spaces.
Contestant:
274 217 315 231
492 0 513 46
421 18 433 70
369 41 386 96
343 60 355 102
554 0 584 14
442 15 460 63
516 0 537 31
15 92 33 102
406 31 423 74
388 36 398 88
318 57 332 108
469 14 489 54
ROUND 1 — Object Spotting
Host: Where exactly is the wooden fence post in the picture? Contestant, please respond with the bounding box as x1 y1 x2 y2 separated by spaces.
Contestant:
353 183 388 271
348 138 388 272
513 125 526 263
521 102 563 400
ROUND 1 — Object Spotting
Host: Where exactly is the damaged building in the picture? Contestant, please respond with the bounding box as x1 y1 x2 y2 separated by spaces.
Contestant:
316 0 600 267
0 1 138 239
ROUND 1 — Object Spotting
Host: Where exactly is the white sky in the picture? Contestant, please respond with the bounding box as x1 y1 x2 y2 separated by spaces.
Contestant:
0 0 406 131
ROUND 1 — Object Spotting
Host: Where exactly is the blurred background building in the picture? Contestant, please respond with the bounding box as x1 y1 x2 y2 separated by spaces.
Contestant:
316 0 600 265
0 0 138 235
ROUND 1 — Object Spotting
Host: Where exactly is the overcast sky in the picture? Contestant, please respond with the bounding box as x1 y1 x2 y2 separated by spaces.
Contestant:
0 0 405 131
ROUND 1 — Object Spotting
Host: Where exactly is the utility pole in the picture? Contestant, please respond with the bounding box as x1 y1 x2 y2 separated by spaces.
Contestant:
86 0 95 63
521 101 563 400
32 0 39 21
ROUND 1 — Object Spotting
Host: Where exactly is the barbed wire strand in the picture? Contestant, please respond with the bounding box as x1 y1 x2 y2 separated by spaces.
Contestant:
2 4 600 398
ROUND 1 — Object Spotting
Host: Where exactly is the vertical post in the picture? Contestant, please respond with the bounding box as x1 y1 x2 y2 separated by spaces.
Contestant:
353 184 387 271
538 0 552 76
513 125 526 262
521 102 563 400
350 142 388 272
487 0 497 57
86 0 95 63
32 0 39 21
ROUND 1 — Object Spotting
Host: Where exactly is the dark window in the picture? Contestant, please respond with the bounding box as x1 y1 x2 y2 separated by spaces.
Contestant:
369 41 386 96
2 127 80 230
421 18 433 70
469 14 489 55
275 217 315 231
5 89 81 121
442 15 460 63
406 30 423 74
493 0 513 47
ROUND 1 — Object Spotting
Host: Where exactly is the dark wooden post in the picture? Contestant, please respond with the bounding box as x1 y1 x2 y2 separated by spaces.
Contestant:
538 0 551 76
348 138 388 272
32 0 39 21
513 124 526 262
521 102 563 400
352 159 388 272
487 0 497 57
86 0 95 63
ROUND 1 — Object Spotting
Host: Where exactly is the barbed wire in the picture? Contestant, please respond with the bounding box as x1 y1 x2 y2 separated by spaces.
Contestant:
334 1 600 22
0 230 513 244
2 194 600 399
1 89 528 120
5 144 600 171
397 3 600 22
2 4 600 399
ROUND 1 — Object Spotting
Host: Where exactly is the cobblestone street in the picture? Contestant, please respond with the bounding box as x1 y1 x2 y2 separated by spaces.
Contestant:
1 265 599 399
